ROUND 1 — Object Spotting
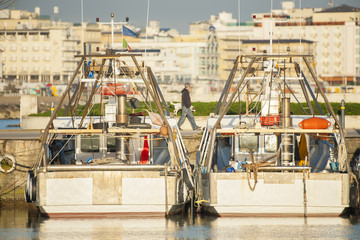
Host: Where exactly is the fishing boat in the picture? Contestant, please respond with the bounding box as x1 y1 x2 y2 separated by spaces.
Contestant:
195 53 358 217
24 51 194 217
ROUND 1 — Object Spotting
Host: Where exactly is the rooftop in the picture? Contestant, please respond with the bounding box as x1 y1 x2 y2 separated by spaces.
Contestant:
242 39 314 44
317 4 360 13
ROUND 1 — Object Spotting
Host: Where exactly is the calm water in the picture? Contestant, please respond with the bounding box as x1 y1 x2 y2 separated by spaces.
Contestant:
1 205 360 240
0 119 20 130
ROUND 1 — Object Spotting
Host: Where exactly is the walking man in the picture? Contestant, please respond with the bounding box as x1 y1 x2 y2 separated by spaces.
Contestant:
177 83 200 130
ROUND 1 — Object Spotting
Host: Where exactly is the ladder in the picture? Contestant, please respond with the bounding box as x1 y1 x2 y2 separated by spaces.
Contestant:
197 127 211 171
280 133 295 166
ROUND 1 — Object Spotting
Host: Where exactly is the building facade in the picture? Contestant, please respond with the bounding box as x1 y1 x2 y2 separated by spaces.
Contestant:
0 8 101 85
252 2 360 85
1 2 359 93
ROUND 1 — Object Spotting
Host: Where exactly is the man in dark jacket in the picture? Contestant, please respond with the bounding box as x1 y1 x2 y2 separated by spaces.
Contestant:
177 83 200 130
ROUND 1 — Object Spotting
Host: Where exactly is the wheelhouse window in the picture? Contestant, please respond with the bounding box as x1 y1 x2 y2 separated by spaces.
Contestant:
107 136 116 152
238 134 258 153
264 134 277 153
81 135 100 152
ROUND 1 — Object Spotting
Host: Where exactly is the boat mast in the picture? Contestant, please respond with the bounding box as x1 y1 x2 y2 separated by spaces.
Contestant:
270 0 273 53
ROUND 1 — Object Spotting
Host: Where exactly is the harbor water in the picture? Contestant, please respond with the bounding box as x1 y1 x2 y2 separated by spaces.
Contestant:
1 204 360 239
0 119 20 130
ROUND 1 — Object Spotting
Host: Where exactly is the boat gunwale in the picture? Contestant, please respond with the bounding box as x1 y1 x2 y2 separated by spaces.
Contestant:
43 164 174 172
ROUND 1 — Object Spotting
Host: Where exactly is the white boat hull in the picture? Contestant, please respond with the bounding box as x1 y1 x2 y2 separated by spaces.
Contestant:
35 169 183 217
200 172 350 217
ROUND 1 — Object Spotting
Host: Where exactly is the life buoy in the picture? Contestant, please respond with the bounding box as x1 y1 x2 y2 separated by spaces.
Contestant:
0 154 16 174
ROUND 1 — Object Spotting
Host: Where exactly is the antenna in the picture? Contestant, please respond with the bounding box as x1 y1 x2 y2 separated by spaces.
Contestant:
111 12 114 49
252 2 288 54
81 0 84 54
299 0 302 72
54 6 59 22
96 14 128 50
328 0 334 8
238 0 241 59
145 0 150 69
270 0 273 53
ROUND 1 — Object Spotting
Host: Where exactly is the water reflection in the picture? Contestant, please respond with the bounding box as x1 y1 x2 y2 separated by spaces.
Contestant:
1 204 360 240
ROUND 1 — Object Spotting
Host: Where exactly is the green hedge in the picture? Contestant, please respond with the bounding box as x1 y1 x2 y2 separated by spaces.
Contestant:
188 102 360 116
31 101 360 117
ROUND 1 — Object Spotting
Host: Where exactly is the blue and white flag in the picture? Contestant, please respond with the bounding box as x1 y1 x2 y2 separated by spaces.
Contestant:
122 26 137 37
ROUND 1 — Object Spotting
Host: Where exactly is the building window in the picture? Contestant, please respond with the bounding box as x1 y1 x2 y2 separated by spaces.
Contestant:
6 75 17 81
22 44 28 51
44 44 51 51
30 75 39 82
53 75 60 81
41 75 50 82
29 32 39 41
19 75 28 81
7 33 16 40
40 32 49 40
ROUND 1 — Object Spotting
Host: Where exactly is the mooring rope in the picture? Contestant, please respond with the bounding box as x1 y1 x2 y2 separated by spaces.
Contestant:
243 149 280 191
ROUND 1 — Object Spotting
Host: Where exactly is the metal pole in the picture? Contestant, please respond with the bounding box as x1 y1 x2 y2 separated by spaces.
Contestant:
214 56 240 115
303 56 350 174
341 99 345 129
270 0 273 53
37 57 85 170
164 163 169 218
303 156 308 218
206 56 256 171
148 68 170 116
302 57 342 134
111 13 114 49
131 56 180 166
78 58 106 128
214 57 256 128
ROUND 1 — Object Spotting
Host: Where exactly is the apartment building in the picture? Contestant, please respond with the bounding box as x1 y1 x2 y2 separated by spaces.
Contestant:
0 8 101 85
115 36 206 84
253 2 360 85
189 2 359 85
98 20 205 84
2 2 358 91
